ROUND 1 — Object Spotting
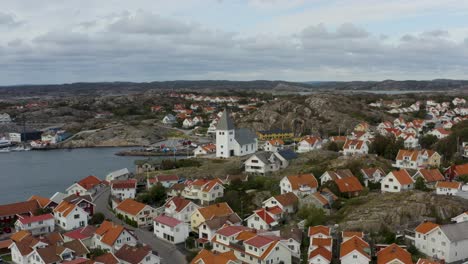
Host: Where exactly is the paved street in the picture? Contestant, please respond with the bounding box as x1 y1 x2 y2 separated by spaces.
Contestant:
94 188 187 264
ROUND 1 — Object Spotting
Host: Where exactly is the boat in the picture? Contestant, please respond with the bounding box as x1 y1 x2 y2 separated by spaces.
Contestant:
0 148 10 153
0 139 11 148
10 145 31 152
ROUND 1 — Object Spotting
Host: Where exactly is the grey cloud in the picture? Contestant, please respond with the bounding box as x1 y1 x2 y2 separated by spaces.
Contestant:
421 30 449 38
0 12 22 27
108 11 193 35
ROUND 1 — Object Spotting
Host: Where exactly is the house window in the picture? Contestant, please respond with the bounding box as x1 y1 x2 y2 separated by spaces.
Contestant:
74 214 80 219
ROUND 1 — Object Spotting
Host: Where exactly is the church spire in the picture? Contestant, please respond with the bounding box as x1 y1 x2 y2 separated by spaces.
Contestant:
216 109 235 130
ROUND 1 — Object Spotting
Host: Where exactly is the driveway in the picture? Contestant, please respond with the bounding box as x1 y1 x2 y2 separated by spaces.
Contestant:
94 188 187 264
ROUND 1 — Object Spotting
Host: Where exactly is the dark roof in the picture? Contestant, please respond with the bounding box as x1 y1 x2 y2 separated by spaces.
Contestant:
216 109 235 130
134 159 161 166
235 128 257 145
440 221 468 242
258 129 292 134
115 244 153 264
204 214 242 229
277 149 298 160
280 228 303 242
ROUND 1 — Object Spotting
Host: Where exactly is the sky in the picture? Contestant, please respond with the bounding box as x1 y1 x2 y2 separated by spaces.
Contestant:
1 0 468 85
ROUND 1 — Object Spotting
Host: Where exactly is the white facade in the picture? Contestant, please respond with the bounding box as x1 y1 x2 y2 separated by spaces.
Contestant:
93 229 137 253
435 184 461 195
153 218 190 244
54 205 89 231
14 216 55 235
111 186 136 200
340 250 370 264
297 139 322 153
164 200 199 223
215 110 257 158
343 141 369 156
309 254 330 264
415 222 468 264
9 132 22 143
451 212 468 223
0 113 11 123
280 176 317 196
381 172 414 193
65 184 91 196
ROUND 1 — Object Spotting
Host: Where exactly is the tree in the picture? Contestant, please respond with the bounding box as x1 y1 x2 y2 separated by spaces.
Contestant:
419 135 438 149
89 212 105 225
88 248 108 258
327 141 339 152
414 177 428 191
297 205 327 228
148 183 167 206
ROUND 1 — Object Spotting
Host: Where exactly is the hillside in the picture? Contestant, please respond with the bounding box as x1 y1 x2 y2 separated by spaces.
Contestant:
334 191 468 233
238 93 392 135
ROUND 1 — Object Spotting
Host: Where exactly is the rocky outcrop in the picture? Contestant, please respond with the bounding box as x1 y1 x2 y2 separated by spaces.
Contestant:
59 123 167 148
336 191 468 232
238 93 389 136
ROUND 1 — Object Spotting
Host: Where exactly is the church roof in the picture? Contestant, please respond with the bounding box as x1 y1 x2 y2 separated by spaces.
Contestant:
235 128 257 145
216 109 235 130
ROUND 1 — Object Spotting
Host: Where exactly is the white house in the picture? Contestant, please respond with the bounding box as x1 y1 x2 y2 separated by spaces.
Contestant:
245 207 282 230
147 174 179 189
215 109 257 158
435 181 462 195
297 136 322 153
262 192 298 214
0 113 12 123
162 114 177 125
53 200 89 231
153 215 190 244
244 149 297 175
412 168 445 188
115 199 157 227
401 133 419 149
92 221 137 253
280 174 318 196
428 127 451 139
309 247 332 264
320 169 354 185
14 214 55 235
182 178 225 205
193 143 216 157
106 168 130 182
376 244 412 264
360 168 386 187
462 142 468 158
264 138 284 152
111 179 137 200
451 212 468 223
183 118 196 128
115 244 161 264
65 175 103 196
414 221 468 264
394 149 441 170
339 236 370 264
211 226 293 264
381 170 415 193
163 196 199 222
342 139 369 156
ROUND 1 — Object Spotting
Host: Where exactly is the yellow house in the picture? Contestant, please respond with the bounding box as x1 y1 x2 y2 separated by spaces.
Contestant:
354 122 370 132
190 202 236 232
257 129 294 141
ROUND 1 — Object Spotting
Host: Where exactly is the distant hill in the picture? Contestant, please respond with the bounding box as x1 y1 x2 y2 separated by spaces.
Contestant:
0 79 467 98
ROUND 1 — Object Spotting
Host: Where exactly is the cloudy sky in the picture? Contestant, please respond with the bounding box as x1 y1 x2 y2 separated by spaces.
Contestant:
1 0 468 85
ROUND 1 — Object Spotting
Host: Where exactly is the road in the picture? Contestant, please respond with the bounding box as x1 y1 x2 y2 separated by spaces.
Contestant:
94 188 187 264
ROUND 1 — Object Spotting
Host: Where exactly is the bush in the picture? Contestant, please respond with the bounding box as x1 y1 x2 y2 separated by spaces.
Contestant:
297 205 327 228
89 212 105 225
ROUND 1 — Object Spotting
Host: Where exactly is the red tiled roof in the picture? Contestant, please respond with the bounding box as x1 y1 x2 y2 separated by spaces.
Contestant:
343 139 366 150
417 169 445 183
435 181 461 189
111 179 137 189
311 238 332 247
340 236 370 259
377 244 412 264
308 225 330 237
95 221 127 246
415 222 439 234
286 174 318 190
216 225 249 237
165 197 192 212
271 192 298 207
116 199 147 216
390 170 414 185
77 175 102 190
309 247 332 261
335 176 364 193
0 200 40 217
154 215 182 227
63 226 97 240
254 209 276 225
244 235 274 248
17 214 53 225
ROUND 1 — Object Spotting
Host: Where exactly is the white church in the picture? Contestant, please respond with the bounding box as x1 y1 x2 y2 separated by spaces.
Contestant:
216 109 258 158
